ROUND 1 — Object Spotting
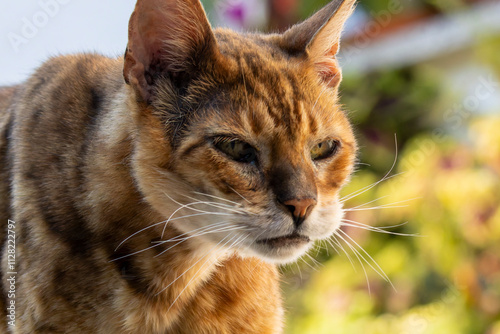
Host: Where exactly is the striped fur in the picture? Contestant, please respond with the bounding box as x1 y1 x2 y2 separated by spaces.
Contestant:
0 0 356 332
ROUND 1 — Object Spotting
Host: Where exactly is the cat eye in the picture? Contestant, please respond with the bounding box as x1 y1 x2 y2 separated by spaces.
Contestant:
213 137 258 164
310 139 340 161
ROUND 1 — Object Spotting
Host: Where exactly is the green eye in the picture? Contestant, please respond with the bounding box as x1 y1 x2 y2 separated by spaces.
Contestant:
213 138 257 164
311 139 339 161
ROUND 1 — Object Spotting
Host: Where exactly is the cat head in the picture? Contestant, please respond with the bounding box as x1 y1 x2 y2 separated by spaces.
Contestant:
124 0 357 264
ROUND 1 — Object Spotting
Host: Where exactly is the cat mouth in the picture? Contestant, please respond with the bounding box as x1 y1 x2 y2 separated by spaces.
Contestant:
256 233 310 249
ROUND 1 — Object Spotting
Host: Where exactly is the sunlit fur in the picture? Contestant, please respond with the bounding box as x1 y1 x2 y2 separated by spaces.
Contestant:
0 0 356 332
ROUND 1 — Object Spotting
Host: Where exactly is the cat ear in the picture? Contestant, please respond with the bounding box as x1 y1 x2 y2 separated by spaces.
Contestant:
281 0 356 89
123 0 216 103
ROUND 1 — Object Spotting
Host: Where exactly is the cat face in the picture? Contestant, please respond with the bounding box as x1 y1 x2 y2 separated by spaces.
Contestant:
126 0 357 263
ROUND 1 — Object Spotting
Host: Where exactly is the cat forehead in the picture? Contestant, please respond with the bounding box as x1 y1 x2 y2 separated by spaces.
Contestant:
213 29 340 97
207 31 343 137
205 97 346 143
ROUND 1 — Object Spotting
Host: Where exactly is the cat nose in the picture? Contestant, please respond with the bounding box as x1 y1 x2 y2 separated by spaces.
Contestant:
282 198 317 227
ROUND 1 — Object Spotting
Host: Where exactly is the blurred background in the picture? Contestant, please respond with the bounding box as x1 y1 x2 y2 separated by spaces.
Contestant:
2 0 500 332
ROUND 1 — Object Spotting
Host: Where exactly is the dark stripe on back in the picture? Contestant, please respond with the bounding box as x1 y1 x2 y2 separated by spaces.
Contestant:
110 245 151 295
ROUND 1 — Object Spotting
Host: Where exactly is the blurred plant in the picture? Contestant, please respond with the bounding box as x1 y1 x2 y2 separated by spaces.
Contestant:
341 65 442 173
202 0 268 31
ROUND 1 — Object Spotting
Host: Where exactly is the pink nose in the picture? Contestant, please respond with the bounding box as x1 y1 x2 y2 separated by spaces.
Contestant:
282 198 317 226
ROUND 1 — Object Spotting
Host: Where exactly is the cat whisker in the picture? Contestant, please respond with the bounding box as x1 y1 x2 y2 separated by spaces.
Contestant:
328 235 356 271
337 229 395 291
340 172 403 204
344 204 409 212
181 194 248 215
316 240 327 258
299 254 320 272
112 222 245 262
154 225 250 258
323 238 339 256
153 221 234 244
305 252 323 269
348 221 410 230
346 195 390 210
156 225 251 250
162 193 240 237
155 233 236 297
341 219 419 237
110 223 228 262
344 196 421 211
166 193 235 215
334 231 372 295
226 184 253 205
295 262 303 281
167 192 250 218
116 212 234 251
341 134 399 204
111 240 168 262
164 233 249 312
192 191 242 207
320 240 329 257
343 196 420 212
313 241 322 257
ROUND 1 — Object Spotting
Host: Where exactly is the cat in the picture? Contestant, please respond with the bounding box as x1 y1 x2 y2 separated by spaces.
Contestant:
0 0 357 332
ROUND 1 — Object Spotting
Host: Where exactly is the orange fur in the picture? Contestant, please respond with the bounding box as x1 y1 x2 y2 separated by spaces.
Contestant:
0 0 357 332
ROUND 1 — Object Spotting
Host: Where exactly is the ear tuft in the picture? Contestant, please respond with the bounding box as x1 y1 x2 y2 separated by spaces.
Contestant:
123 0 215 103
314 48 342 89
281 0 356 90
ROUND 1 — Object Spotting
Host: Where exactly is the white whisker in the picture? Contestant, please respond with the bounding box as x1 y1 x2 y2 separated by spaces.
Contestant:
154 225 249 258
161 194 236 237
165 233 248 311
165 193 225 215
192 191 241 206
324 238 339 256
344 204 409 212
155 233 234 297
337 229 395 291
346 195 390 210
181 195 248 215
299 255 318 272
341 219 419 237
328 235 356 271
343 220 414 231
334 231 372 295
226 184 252 204
341 134 399 204
154 222 234 244
344 197 421 212
340 173 403 204
115 213 233 251
305 252 322 269
295 262 303 281
112 222 243 262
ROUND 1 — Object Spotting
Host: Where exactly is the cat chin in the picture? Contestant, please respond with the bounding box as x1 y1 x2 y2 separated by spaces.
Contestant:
235 239 314 265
